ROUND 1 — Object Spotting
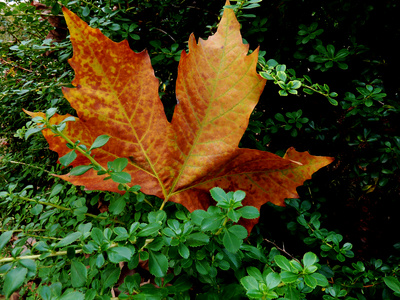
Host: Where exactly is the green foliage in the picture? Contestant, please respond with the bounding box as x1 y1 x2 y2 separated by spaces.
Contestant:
1 0 400 299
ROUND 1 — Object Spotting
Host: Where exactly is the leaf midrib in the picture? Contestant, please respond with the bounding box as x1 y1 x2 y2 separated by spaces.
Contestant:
76 22 166 195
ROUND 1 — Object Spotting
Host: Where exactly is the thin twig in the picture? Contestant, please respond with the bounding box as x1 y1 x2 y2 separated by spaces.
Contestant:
0 58 38 75
152 28 176 42
264 238 299 262
9 161 52 174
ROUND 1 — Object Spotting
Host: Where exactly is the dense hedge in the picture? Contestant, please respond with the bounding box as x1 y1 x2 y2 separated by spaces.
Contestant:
1 0 399 299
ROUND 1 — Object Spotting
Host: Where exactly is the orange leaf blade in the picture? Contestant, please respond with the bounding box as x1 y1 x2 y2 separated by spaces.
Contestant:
37 8 180 197
171 6 266 192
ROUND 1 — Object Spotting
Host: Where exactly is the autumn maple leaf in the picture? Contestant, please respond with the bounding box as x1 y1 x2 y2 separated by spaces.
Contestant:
25 4 334 232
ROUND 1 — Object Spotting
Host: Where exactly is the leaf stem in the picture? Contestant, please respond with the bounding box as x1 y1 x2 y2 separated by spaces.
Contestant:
8 160 52 174
0 249 84 263
15 194 125 224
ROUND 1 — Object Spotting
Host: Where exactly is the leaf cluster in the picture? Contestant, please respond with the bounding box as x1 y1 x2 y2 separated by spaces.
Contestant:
1 0 400 299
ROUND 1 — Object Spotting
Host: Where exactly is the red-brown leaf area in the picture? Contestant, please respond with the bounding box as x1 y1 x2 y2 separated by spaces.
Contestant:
25 3 334 232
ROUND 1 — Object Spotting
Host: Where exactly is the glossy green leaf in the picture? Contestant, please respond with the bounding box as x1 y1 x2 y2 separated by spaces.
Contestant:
90 135 110 150
240 275 259 291
280 271 298 284
107 246 133 263
384 276 400 293
303 252 318 268
3 267 28 298
101 266 121 292
223 229 243 253
266 272 281 289
110 171 131 184
109 196 126 215
148 250 168 277
71 260 87 288
56 232 82 248
274 255 292 272
185 232 210 247
59 150 77 166
59 291 85 300
210 187 227 202
137 223 161 237
237 206 260 219
70 165 93 176
311 272 329 287
178 243 190 259
0 230 13 251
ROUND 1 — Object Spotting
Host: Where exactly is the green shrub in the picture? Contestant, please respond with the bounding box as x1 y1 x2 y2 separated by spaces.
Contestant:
1 0 399 299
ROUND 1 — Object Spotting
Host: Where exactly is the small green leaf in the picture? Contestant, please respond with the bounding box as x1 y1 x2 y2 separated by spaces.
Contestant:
304 274 317 288
236 206 259 219
303 88 314 95
25 127 44 140
266 272 281 289
280 271 298 284
227 209 241 222
114 227 129 241
124 274 141 294
82 6 90 17
71 260 87 288
59 291 85 300
140 251 149 261
274 255 292 272
107 247 133 263
223 229 243 253
39 286 51 300
384 276 400 293
195 259 210 275
191 210 209 225
185 232 210 247
290 260 303 272
91 227 105 245
84 290 96 300
233 190 246 202
327 97 338 106
148 250 168 277
228 225 248 239
201 217 223 232
49 183 64 198
311 272 329 287
18 259 36 274
56 232 82 248
240 276 259 291
70 165 93 176
110 171 131 184
110 23 121 31
303 252 318 268
101 266 121 291
178 243 190 259
0 231 13 251
30 204 43 215
46 107 57 118
59 150 77 166
137 223 161 237
96 253 105 268
210 187 227 202
110 157 128 172
266 59 278 68
275 113 285 122
247 290 264 298
3 267 28 298
246 266 263 281
109 196 126 215
277 70 287 82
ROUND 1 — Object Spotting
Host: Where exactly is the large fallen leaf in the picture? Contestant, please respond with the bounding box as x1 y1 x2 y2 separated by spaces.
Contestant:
25 3 334 232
